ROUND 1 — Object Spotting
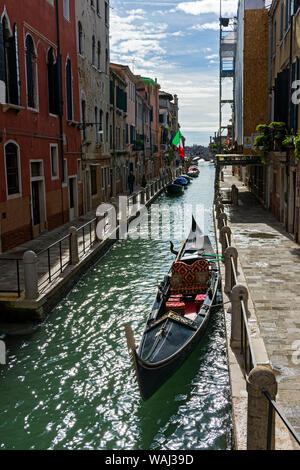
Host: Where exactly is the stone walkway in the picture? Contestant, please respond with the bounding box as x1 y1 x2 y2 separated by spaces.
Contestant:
220 168 300 441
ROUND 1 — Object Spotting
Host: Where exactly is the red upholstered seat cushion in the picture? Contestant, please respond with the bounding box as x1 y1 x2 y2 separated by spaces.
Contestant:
195 294 206 304
166 301 185 309
170 259 210 295
170 284 207 295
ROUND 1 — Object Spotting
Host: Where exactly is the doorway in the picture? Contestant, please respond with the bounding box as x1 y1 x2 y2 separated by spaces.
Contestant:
68 176 78 221
30 161 47 238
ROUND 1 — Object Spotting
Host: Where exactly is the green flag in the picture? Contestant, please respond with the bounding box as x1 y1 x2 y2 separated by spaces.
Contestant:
172 130 181 147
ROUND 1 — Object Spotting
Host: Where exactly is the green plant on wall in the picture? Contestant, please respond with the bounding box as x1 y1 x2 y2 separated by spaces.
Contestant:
295 135 300 161
254 125 272 164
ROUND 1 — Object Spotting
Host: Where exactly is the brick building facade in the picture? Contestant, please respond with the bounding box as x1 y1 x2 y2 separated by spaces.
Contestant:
0 0 82 252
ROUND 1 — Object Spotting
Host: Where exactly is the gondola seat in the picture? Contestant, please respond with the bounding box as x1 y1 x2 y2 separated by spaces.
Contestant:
170 259 210 295
195 294 206 305
166 301 185 316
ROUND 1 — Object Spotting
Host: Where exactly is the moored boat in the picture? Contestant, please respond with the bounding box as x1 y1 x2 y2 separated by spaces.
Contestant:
125 216 221 401
166 183 184 196
174 177 188 188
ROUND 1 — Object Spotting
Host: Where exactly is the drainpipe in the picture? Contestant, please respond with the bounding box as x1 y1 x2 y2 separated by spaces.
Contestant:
55 0 65 223
286 11 294 232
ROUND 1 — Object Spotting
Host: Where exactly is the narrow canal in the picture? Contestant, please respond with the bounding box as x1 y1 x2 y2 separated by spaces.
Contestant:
0 162 233 450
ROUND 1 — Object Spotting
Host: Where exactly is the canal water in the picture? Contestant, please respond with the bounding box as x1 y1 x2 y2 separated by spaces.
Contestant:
0 162 233 450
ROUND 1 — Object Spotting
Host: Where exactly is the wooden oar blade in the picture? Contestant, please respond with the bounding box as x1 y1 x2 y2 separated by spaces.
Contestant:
125 323 136 352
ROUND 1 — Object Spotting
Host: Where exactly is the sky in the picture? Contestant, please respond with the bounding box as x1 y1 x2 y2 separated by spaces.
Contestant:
109 0 238 146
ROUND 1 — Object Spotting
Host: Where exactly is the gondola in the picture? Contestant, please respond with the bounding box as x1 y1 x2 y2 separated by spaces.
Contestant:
174 177 188 187
166 183 184 196
125 216 221 401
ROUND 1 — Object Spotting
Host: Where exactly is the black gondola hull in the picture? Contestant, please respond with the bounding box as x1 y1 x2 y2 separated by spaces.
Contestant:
133 310 213 400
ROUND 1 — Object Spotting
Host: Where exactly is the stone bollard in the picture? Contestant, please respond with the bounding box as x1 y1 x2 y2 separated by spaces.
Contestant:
232 185 239 205
69 226 79 265
230 284 249 349
146 185 150 201
224 246 238 295
216 202 224 218
95 215 105 241
220 226 232 258
140 189 146 205
23 251 39 300
247 367 278 450
218 212 227 230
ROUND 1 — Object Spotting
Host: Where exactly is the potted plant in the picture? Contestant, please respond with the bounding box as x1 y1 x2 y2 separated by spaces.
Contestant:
269 122 287 151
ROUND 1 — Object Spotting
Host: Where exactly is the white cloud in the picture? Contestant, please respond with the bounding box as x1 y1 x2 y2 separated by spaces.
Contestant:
192 21 220 31
175 0 238 16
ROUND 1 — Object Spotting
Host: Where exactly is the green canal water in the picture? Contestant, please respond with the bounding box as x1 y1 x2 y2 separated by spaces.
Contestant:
0 162 233 450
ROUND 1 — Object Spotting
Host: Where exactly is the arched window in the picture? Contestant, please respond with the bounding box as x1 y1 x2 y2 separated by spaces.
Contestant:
0 19 20 105
66 58 73 120
97 41 101 70
25 35 36 108
92 35 96 66
5 142 20 196
47 48 58 115
78 21 83 55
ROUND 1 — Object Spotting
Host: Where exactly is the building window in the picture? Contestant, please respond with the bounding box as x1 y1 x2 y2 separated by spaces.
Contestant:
105 2 109 25
106 49 109 74
5 142 20 196
47 48 59 115
66 58 73 120
91 166 98 195
0 19 20 106
50 145 59 179
99 109 103 142
280 1 284 41
106 112 109 143
97 41 101 70
95 106 98 142
63 0 70 21
92 35 96 66
81 99 86 140
25 35 37 109
78 22 83 55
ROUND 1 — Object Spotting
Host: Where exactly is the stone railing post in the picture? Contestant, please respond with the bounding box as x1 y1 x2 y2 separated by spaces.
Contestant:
69 226 79 265
224 246 238 295
23 251 39 300
220 226 232 258
146 185 150 201
216 202 224 218
232 184 239 205
218 212 227 230
140 189 146 205
95 215 104 241
230 284 249 349
247 367 278 450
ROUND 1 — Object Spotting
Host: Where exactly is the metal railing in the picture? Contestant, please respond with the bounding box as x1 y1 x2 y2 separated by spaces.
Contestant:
263 389 300 450
0 257 23 297
37 234 71 290
77 218 97 258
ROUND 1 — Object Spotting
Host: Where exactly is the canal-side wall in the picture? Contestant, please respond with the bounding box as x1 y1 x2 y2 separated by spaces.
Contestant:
214 168 299 450
0 172 182 322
